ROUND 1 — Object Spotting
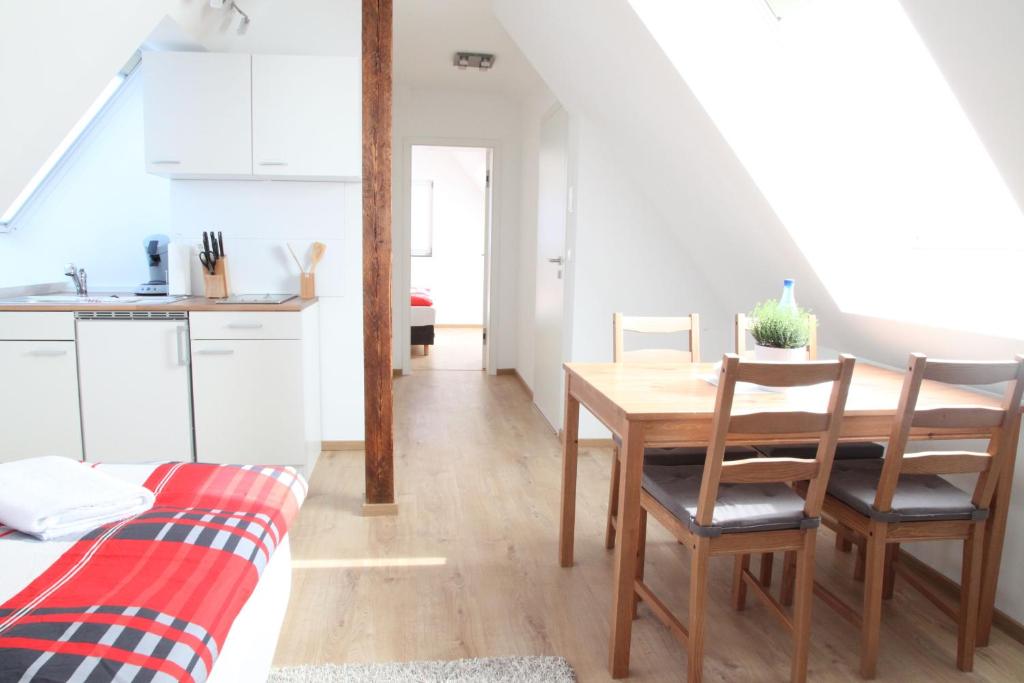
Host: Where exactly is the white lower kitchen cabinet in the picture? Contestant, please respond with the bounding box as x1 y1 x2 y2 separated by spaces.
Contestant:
0 340 83 462
76 316 194 464
190 306 320 474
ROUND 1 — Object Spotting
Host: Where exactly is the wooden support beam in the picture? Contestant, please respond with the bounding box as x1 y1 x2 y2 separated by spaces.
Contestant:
362 0 395 510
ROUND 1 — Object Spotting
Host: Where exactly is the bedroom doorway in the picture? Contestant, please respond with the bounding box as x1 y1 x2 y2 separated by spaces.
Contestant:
408 144 492 372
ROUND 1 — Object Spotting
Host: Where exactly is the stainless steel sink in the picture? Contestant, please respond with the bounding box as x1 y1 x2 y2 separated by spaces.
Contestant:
0 294 185 305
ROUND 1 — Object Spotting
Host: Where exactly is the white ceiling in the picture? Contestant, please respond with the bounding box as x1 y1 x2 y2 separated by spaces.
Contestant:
395 0 544 96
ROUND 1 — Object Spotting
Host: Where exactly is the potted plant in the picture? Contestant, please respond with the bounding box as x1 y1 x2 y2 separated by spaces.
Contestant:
749 299 815 362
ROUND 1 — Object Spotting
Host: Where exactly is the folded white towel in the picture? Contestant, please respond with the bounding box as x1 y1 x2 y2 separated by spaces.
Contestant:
0 456 155 540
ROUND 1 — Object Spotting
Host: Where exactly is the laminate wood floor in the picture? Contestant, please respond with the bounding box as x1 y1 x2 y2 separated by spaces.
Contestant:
273 370 1024 681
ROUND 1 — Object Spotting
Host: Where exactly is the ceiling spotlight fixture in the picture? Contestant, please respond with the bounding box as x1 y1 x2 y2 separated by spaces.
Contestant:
453 52 495 71
210 0 250 25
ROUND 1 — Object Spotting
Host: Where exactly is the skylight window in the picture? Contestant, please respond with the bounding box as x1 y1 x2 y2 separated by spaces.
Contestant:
0 53 139 231
629 0 1024 340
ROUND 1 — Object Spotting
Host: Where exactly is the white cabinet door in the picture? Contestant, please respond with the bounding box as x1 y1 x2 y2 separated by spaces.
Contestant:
192 340 305 465
0 342 82 462
77 320 194 463
252 55 360 179
144 52 252 177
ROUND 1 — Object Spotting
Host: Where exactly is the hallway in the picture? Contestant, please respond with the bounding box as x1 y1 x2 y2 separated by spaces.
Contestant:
273 371 1024 681
411 326 484 372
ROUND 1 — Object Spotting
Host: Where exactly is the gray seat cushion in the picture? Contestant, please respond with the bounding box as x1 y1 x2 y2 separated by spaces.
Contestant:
642 464 818 537
756 442 885 460
612 433 757 465
827 459 986 523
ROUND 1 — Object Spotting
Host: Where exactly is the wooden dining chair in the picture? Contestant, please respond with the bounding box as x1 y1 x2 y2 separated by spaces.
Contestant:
634 353 856 682
738 312 883 591
808 353 1024 678
605 313 757 549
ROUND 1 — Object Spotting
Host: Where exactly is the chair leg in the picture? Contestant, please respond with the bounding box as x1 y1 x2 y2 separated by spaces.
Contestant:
633 508 647 619
605 446 621 549
882 543 898 600
791 531 817 683
759 553 774 587
958 523 985 671
860 523 887 679
732 554 750 611
854 539 866 582
780 551 798 606
835 527 853 552
688 537 711 683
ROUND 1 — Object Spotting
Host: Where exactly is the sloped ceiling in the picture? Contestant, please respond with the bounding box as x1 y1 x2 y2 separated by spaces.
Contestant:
493 0 1024 362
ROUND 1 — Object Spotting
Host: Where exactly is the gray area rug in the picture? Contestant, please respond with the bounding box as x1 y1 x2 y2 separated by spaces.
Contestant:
268 656 576 682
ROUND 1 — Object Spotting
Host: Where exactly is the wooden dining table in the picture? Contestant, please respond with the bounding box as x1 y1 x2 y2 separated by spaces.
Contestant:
557 361 1022 678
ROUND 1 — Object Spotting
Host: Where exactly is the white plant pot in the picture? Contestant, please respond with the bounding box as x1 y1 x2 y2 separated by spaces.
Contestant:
754 345 806 362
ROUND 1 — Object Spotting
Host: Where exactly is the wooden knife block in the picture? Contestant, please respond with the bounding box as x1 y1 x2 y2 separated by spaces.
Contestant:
203 257 231 299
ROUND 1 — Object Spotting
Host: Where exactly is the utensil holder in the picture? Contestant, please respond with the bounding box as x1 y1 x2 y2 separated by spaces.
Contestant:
203 257 231 299
299 272 316 299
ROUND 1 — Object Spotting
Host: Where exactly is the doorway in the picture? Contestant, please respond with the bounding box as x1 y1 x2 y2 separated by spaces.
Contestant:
407 144 493 372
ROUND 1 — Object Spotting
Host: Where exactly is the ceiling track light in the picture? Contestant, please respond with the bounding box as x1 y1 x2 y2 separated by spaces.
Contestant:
453 52 495 71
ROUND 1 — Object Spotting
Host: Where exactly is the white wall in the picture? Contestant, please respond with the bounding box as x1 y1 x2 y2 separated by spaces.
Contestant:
409 146 487 325
0 0 360 220
392 85 523 371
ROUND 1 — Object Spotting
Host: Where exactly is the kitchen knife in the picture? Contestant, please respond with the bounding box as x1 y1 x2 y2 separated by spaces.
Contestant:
217 232 225 257
211 232 220 261
202 231 211 256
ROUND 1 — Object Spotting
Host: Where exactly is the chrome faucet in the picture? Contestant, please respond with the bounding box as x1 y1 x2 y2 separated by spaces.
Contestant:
65 263 88 296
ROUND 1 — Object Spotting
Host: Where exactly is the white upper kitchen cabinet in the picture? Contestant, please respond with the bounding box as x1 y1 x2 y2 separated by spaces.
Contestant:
143 52 253 177
252 55 361 179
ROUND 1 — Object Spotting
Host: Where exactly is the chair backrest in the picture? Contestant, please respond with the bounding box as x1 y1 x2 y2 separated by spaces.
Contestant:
694 353 856 527
613 313 701 363
735 312 818 360
873 353 1024 513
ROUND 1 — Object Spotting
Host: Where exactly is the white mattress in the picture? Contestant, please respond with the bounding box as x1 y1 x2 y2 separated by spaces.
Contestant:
411 305 436 327
0 463 294 683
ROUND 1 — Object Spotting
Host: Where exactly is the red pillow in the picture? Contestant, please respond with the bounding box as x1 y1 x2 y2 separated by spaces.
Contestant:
411 293 433 307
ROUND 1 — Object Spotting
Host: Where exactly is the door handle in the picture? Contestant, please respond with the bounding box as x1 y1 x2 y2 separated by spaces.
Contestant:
151 160 181 165
258 161 289 166
176 326 190 366
26 349 68 357
195 349 235 355
547 257 563 265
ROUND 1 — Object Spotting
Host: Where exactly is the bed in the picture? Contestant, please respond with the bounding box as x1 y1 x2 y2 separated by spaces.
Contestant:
411 288 435 355
0 462 305 683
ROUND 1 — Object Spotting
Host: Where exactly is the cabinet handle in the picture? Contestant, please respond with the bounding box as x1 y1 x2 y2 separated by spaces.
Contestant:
195 349 235 355
226 322 264 329
258 161 289 166
151 160 181 165
176 326 190 366
26 349 68 357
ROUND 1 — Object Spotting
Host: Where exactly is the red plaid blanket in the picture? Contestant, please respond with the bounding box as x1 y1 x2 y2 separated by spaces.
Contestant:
0 463 306 683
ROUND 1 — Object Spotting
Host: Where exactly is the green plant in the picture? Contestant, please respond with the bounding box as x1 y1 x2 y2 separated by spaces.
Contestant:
749 300 815 349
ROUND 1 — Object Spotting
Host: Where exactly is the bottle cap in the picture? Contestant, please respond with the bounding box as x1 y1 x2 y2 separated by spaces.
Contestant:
783 278 794 286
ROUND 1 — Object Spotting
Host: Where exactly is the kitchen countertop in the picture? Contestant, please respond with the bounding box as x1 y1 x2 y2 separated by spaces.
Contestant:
0 295 318 313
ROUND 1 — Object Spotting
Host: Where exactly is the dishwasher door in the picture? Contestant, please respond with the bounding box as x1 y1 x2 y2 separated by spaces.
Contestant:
76 315 194 463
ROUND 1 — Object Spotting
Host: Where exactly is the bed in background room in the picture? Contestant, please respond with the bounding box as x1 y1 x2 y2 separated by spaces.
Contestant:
411 287 436 355
0 461 305 683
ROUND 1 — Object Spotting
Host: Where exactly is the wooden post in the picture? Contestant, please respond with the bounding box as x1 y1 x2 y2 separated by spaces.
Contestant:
362 0 396 513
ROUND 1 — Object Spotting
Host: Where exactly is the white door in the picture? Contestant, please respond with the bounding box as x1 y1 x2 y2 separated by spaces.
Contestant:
191 339 305 466
143 52 253 176
534 106 570 430
76 320 194 463
252 55 361 179
0 341 83 462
